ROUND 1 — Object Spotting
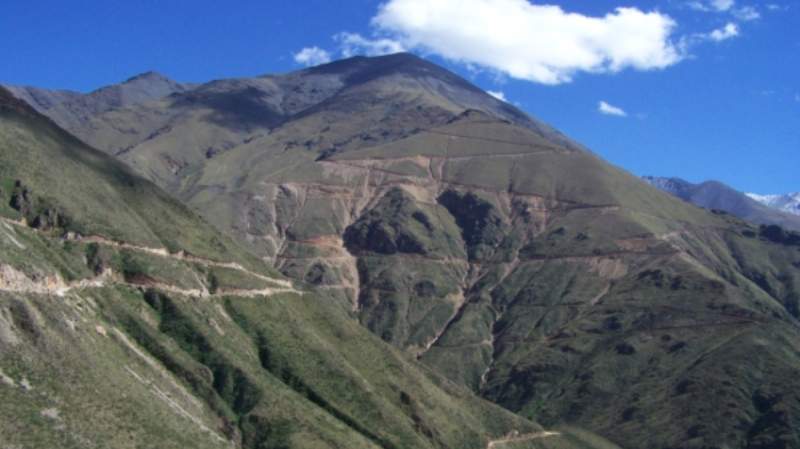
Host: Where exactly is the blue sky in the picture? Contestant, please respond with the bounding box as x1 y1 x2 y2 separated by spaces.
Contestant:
1 0 797 194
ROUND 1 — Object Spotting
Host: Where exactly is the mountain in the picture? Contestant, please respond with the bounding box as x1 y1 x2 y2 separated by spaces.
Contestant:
5 53 579 190
2 71 190 134
0 86 626 449
9 53 800 449
748 192 800 216
643 176 800 231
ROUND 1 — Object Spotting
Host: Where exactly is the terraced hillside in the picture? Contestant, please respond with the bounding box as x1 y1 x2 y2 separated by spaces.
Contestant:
9 54 800 449
0 87 628 449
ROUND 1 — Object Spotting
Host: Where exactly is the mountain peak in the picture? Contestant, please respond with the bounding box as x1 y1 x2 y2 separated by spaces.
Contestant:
305 52 483 92
123 70 173 84
83 70 186 111
307 52 425 73
296 52 575 143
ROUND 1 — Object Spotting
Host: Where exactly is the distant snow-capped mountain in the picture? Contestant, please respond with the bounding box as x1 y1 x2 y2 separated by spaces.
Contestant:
747 192 800 216
642 176 800 231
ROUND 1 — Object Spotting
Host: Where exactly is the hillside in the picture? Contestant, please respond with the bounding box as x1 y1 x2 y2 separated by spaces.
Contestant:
643 176 800 231
9 54 800 449
0 86 627 449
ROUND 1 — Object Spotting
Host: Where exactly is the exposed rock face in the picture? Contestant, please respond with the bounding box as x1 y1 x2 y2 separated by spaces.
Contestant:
10 55 800 449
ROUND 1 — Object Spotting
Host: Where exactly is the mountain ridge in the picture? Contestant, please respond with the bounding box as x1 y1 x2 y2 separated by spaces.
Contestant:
2 69 189 133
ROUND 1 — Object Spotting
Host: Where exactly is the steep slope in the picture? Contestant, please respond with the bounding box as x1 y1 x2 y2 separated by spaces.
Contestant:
748 192 800 216
13 55 800 449
644 176 800 231
0 87 620 449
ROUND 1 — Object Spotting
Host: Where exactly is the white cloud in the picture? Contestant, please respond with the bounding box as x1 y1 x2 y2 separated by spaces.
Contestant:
708 22 740 41
686 1 709 11
687 1 759 20
733 6 760 20
487 90 507 102
679 21 741 49
687 0 735 12
711 0 735 11
335 32 405 57
598 101 627 117
293 46 331 67
369 0 682 85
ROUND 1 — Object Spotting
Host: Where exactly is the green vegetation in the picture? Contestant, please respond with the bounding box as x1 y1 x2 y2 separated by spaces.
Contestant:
0 221 93 281
113 250 204 290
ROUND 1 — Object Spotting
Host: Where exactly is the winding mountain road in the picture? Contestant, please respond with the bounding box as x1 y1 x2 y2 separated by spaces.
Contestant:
0 216 299 298
487 431 561 448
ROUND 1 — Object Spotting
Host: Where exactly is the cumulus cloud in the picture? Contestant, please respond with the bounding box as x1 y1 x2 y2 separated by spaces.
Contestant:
335 32 405 57
708 22 740 41
487 90 507 102
367 0 682 85
293 46 331 67
598 101 627 117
